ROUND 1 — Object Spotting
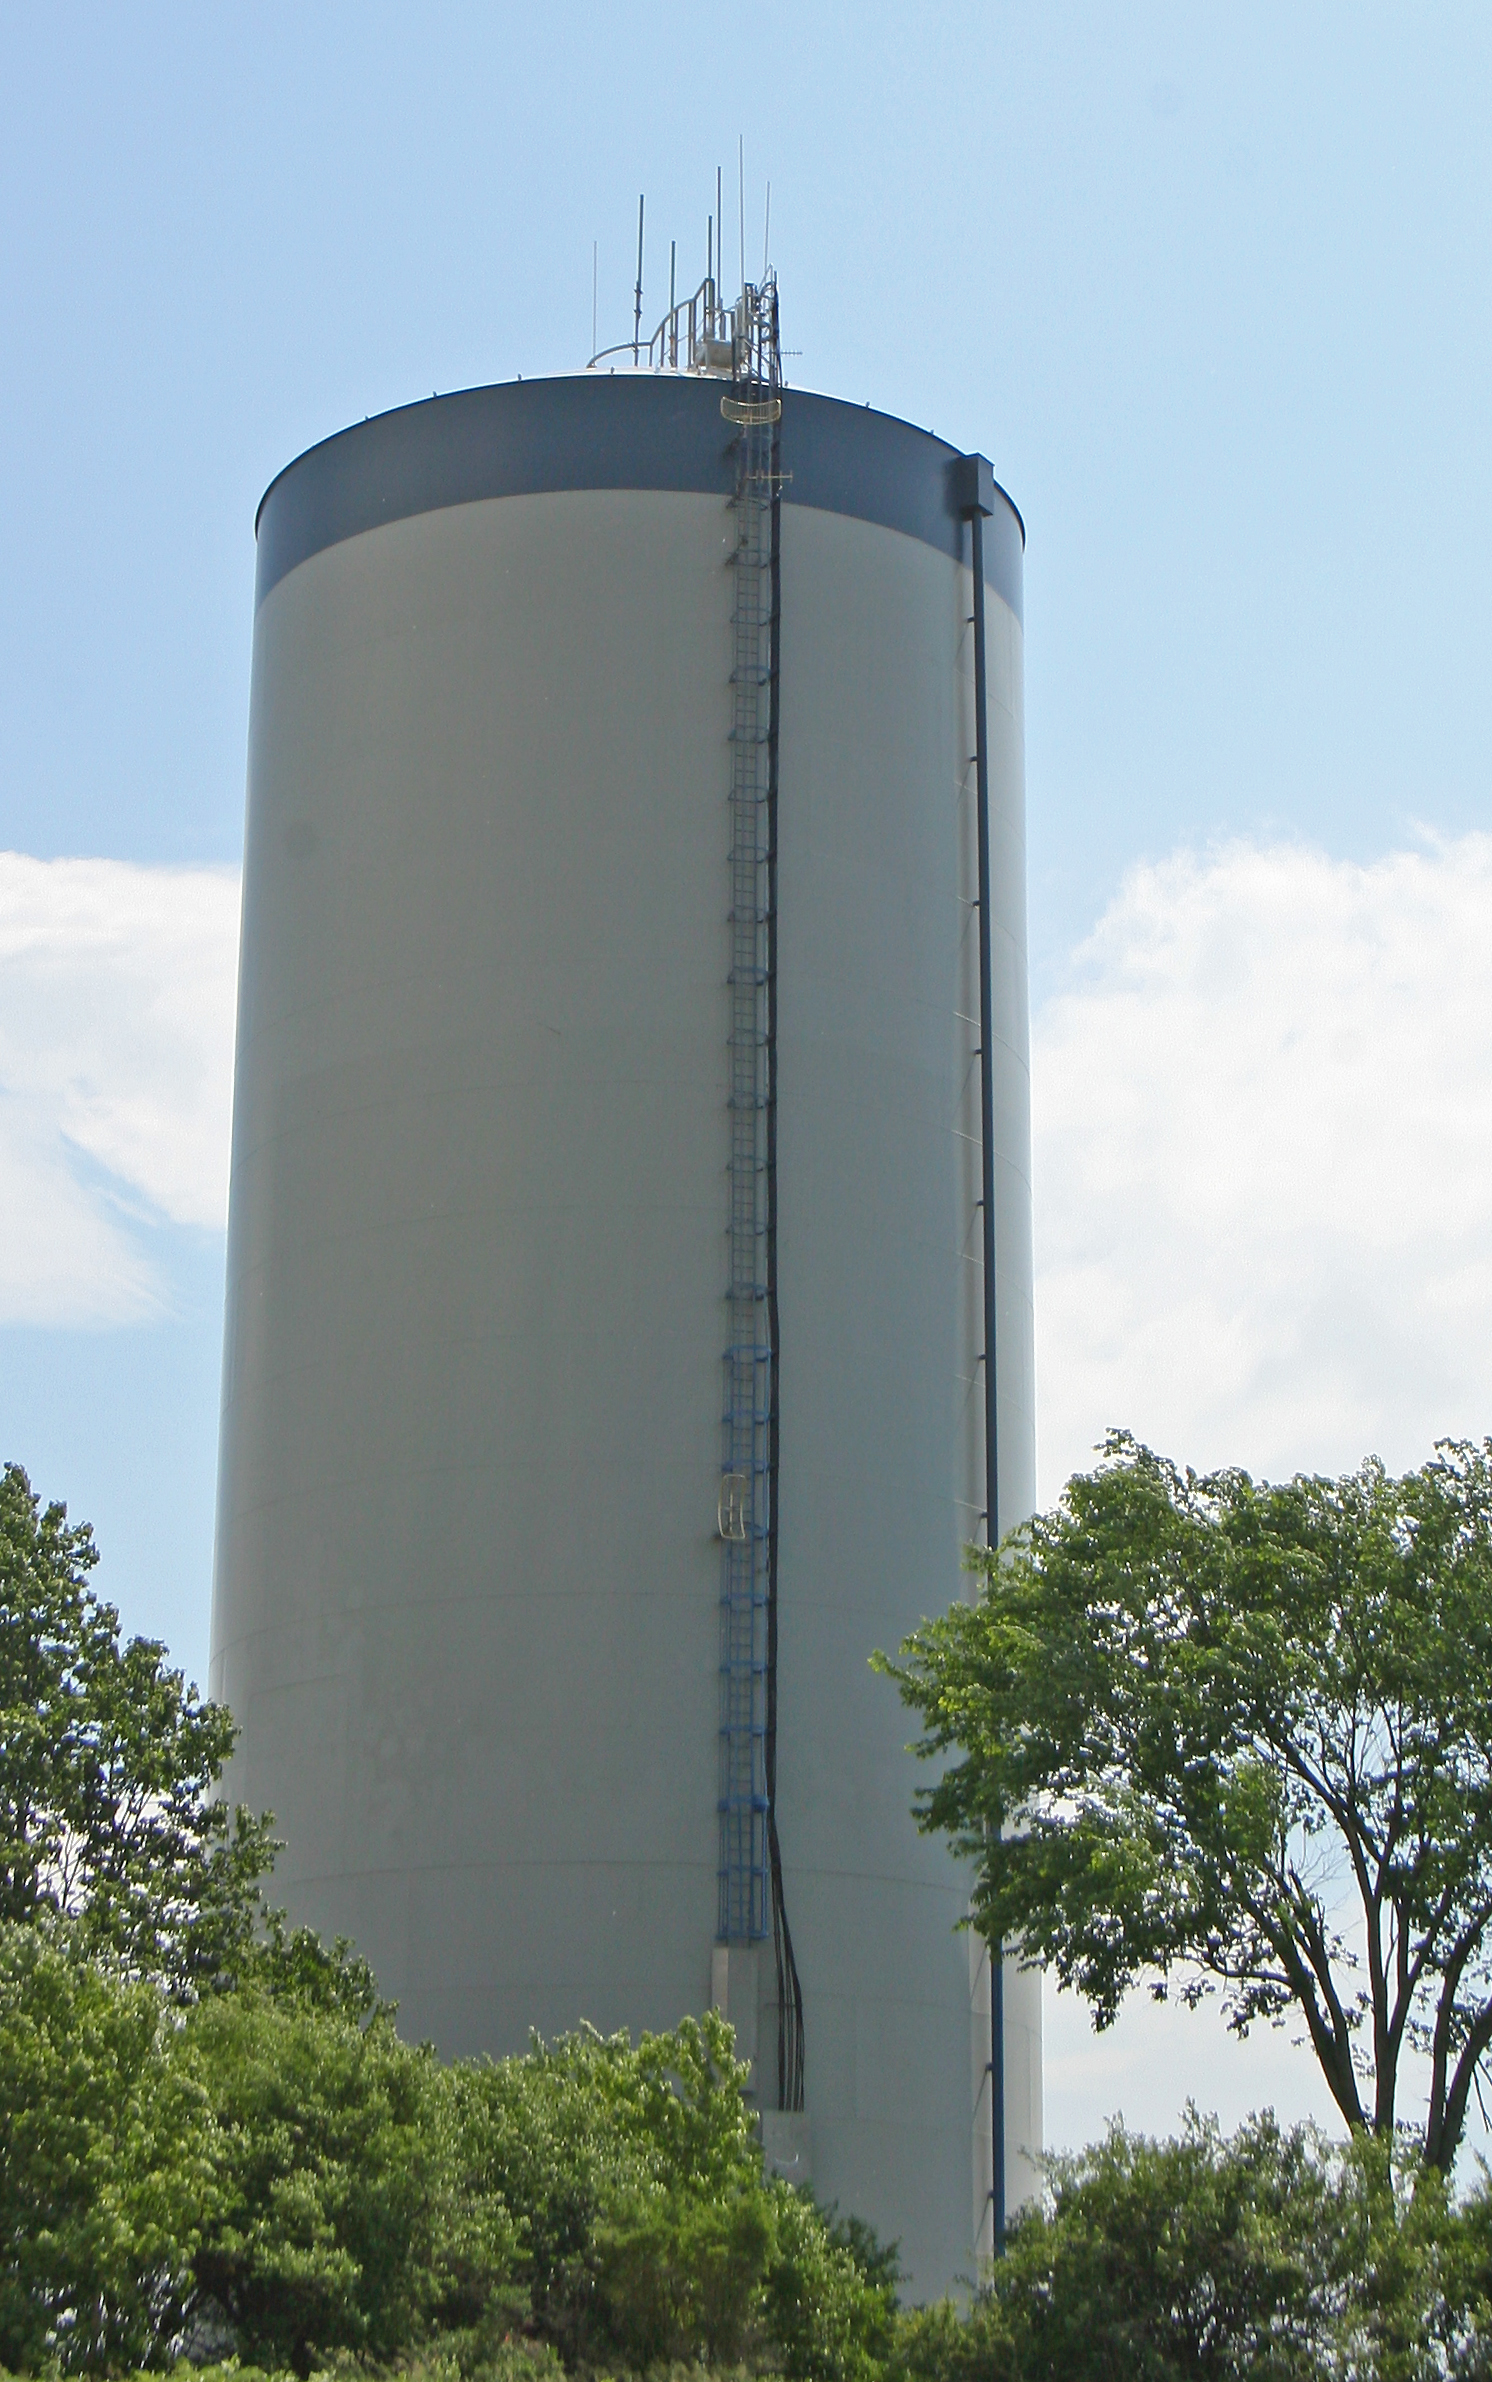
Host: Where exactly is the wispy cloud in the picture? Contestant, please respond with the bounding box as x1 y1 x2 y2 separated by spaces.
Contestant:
1033 831 1492 1503
0 854 240 1326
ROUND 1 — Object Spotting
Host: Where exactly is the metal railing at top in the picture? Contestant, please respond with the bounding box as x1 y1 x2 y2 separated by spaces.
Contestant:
589 274 782 391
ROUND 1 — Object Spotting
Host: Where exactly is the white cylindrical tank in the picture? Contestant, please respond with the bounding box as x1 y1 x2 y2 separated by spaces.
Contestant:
211 372 1038 2296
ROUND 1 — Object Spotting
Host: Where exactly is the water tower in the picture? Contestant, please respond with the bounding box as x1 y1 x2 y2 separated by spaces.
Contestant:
211 261 1039 2294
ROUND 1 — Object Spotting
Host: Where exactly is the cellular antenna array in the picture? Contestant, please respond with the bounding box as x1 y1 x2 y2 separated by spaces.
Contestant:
589 170 780 390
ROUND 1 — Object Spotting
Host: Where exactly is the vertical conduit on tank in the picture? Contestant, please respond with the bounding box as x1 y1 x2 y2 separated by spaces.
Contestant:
762 310 804 2114
957 451 1005 2242
718 276 804 2111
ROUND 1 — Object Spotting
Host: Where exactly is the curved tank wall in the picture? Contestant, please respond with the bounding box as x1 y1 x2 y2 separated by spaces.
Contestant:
211 374 1039 2295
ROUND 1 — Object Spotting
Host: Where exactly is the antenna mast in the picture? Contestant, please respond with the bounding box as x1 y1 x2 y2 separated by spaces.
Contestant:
587 176 783 383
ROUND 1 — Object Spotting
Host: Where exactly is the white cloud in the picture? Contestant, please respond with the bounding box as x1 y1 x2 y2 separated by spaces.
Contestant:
1033 831 1492 1505
0 854 240 1326
1041 1977 1343 2158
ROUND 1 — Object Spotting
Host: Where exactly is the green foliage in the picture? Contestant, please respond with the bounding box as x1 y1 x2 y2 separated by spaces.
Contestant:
0 1447 892 2379
891 2115 1488 2382
184 1989 517 2376
4 2354 568 2382
977 2113 1339 2382
227 1907 381 2022
877 1432 1492 2168
0 1462 276 1998
452 2011 894 2379
1322 2135 1477 2382
13 1453 1492 2381
0 1923 210 2373
0 1926 477 2379
765 2180 899 2382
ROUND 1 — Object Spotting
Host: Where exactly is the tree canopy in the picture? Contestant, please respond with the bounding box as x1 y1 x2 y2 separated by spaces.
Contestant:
0 1455 898 2377
0 1460 275 1996
878 1432 1492 2172
893 2112 1482 2382
15 1443 1492 2376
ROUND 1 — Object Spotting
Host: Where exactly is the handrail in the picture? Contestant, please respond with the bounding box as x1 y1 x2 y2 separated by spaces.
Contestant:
588 272 780 384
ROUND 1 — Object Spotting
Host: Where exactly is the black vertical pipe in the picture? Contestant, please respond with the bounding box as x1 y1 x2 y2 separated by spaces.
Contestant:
958 454 1005 2251
969 508 999 1592
763 377 803 2113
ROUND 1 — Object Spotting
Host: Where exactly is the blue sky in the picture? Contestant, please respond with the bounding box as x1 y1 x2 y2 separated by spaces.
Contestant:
8 4 1492 901
3 1 1492 2154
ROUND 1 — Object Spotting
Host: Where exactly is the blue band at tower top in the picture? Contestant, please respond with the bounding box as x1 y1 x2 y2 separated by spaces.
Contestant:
253 375 1025 623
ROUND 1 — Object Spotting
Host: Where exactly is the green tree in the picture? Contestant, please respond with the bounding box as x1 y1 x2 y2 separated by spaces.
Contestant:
890 2114 1478 2382
0 1921 211 2373
0 1461 274 1996
0 1459 899 2379
453 2011 894 2379
184 1987 516 2376
766 2185 899 2382
453 2012 772 2365
877 1434 1492 2170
